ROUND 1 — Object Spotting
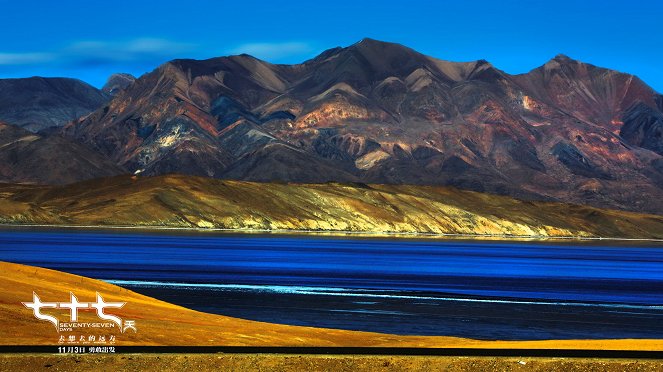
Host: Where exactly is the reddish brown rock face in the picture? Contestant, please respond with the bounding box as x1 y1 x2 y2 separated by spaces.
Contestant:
53 39 663 213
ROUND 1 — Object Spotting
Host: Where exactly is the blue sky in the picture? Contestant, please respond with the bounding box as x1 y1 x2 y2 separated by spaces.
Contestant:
0 0 661 91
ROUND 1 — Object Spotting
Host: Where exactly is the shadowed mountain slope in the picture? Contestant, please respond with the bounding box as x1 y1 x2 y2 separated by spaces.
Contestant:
0 122 124 184
0 77 109 132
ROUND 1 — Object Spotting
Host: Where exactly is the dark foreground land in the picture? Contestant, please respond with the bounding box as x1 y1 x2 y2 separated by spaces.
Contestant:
1 354 662 371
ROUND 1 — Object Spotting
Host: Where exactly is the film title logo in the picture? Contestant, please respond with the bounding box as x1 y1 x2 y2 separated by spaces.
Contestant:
23 292 137 333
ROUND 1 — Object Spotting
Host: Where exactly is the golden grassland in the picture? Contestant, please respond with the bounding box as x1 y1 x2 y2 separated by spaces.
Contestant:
1 174 663 239
1 261 662 351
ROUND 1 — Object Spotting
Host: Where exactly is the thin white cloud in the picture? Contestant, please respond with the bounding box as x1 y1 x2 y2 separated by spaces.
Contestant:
125 38 194 53
66 38 196 62
0 38 196 67
229 42 313 60
0 52 54 65
0 39 314 72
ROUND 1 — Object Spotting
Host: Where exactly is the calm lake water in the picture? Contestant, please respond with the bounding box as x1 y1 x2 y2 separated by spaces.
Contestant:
1 230 663 340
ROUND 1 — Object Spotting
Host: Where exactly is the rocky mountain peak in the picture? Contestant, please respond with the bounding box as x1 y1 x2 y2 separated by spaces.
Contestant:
102 73 136 96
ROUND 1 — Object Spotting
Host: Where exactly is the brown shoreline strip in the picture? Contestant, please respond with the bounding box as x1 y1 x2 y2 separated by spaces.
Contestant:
2 346 663 359
2 354 662 372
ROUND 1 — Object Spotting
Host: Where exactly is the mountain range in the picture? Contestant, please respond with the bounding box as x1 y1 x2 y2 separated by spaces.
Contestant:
1 38 662 214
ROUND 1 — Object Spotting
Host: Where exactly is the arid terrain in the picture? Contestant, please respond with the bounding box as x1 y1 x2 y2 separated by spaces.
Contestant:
1 37 663 370
2 260 662 350
2 354 662 372
2 174 663 238
1 261 662 371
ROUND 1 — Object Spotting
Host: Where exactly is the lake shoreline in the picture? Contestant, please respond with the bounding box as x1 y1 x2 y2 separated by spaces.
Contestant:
2 222 663 244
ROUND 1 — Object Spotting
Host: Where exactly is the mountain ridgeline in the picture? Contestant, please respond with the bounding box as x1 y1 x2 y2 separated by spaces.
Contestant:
1 39 662 214
0 77 110 132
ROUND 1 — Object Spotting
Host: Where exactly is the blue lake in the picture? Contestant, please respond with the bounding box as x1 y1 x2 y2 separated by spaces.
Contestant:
1 230 663 340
